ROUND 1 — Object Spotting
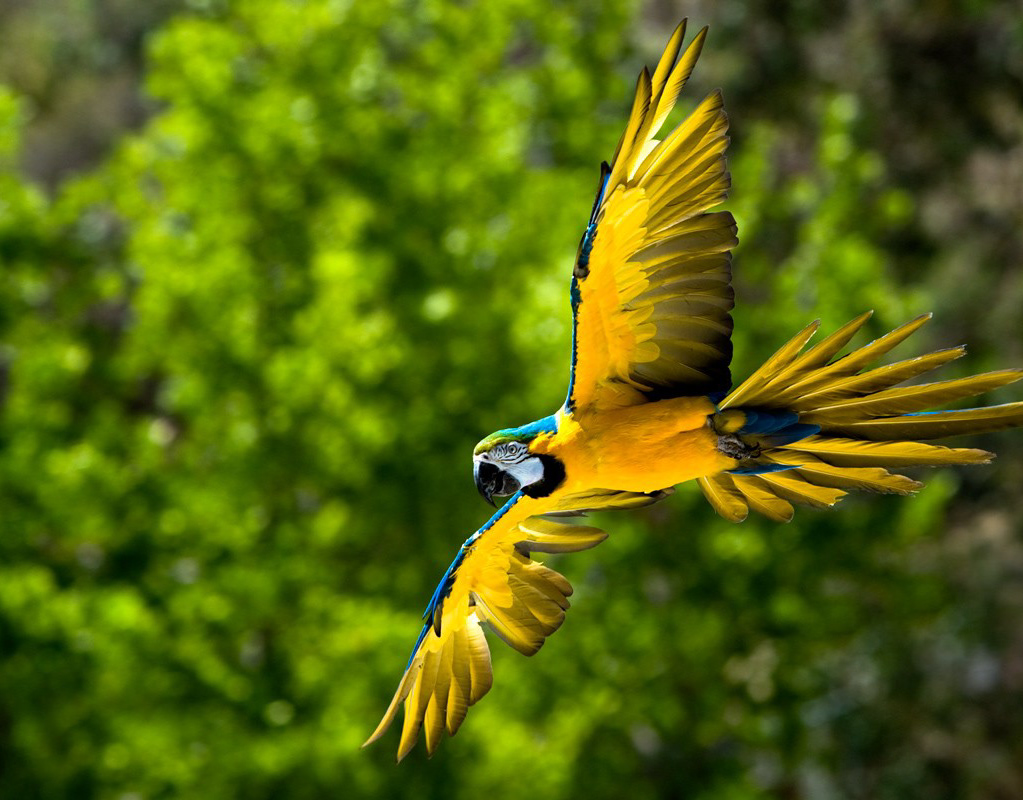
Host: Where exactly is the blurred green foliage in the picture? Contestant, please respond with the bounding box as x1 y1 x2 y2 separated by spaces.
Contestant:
2 1 1022 798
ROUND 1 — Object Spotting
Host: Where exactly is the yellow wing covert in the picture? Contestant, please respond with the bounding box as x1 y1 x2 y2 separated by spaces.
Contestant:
363 488 670 761
566 20 737 414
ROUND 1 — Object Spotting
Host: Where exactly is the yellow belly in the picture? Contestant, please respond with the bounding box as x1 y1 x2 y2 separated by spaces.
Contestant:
534 396 736 494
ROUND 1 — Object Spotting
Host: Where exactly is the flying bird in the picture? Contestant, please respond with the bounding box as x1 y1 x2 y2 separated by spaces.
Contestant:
364 20 1023 761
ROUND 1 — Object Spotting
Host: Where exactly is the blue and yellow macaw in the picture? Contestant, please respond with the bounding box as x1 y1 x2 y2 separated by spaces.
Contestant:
364 20 1023 761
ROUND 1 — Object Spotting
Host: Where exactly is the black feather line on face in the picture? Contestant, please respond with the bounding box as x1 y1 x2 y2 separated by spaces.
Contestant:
522 454 566 499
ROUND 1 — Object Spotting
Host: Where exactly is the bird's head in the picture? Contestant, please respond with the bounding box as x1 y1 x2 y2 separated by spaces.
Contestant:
472 420 564 505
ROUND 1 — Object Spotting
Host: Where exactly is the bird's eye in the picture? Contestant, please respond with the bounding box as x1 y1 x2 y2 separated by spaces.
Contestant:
490 442 525 462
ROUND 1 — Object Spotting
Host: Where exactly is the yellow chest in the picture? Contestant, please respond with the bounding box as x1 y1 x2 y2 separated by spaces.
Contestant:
533 396 734 494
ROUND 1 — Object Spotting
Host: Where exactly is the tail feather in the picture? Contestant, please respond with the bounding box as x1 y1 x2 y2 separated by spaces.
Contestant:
763 451 922 494
697 474 748 522
700 313 1021 522
755 423 821 448
803 370 1023 422
754 470 847 509
759 311 875 397
720 320 820 409
731 475 794 522
764 313 934 408
791 436 992 468
818 402 1023 441
797 347 966 406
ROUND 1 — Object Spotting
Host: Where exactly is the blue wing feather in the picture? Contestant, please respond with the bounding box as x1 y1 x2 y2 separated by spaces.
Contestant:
416 491 526 651
566 162 612 412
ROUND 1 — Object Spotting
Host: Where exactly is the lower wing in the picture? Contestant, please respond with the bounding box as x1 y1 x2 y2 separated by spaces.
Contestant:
363 487 670 761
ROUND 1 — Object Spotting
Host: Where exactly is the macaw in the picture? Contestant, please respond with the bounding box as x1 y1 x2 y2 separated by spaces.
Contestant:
364 20 1023 761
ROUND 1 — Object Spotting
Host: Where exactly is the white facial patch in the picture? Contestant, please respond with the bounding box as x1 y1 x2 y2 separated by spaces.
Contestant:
505 456 544 488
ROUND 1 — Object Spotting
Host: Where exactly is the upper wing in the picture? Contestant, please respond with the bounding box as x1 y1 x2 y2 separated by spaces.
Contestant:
567 20 737 414
363 487 670 761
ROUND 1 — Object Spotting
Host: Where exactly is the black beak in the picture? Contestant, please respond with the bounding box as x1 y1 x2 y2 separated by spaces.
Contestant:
474 460 520 507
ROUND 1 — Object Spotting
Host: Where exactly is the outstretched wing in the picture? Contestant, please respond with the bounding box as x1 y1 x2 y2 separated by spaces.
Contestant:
566 20 737 414
364 487 670 761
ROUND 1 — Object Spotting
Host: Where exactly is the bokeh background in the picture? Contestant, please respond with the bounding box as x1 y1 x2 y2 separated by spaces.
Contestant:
2 0 1022 797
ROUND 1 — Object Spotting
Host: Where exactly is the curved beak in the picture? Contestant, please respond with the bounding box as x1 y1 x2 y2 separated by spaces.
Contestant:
474 459 520 507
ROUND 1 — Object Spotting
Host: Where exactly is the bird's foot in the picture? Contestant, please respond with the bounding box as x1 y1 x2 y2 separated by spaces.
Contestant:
717 433 760 461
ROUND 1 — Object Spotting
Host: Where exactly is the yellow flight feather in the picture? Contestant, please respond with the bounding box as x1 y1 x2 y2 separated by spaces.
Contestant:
647 21 688 116
607 68 653 191
697 474 749 522
365 488 668 760
802 369 1023 422
569 20 736 412
786 436 993 467
731 476 795 522
754 471 847 510
756 311 875 399
796 347 966 406
821 402 1023 440
637 89 726 194
765 451 922 494
516 516 608 552
646 25 708 146
773 314 935 407
720 320 821 409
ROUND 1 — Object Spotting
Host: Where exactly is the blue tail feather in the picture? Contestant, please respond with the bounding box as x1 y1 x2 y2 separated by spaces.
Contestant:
738 409 799 435
733 409 818 447
757 423 821 448
727 462 801 475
